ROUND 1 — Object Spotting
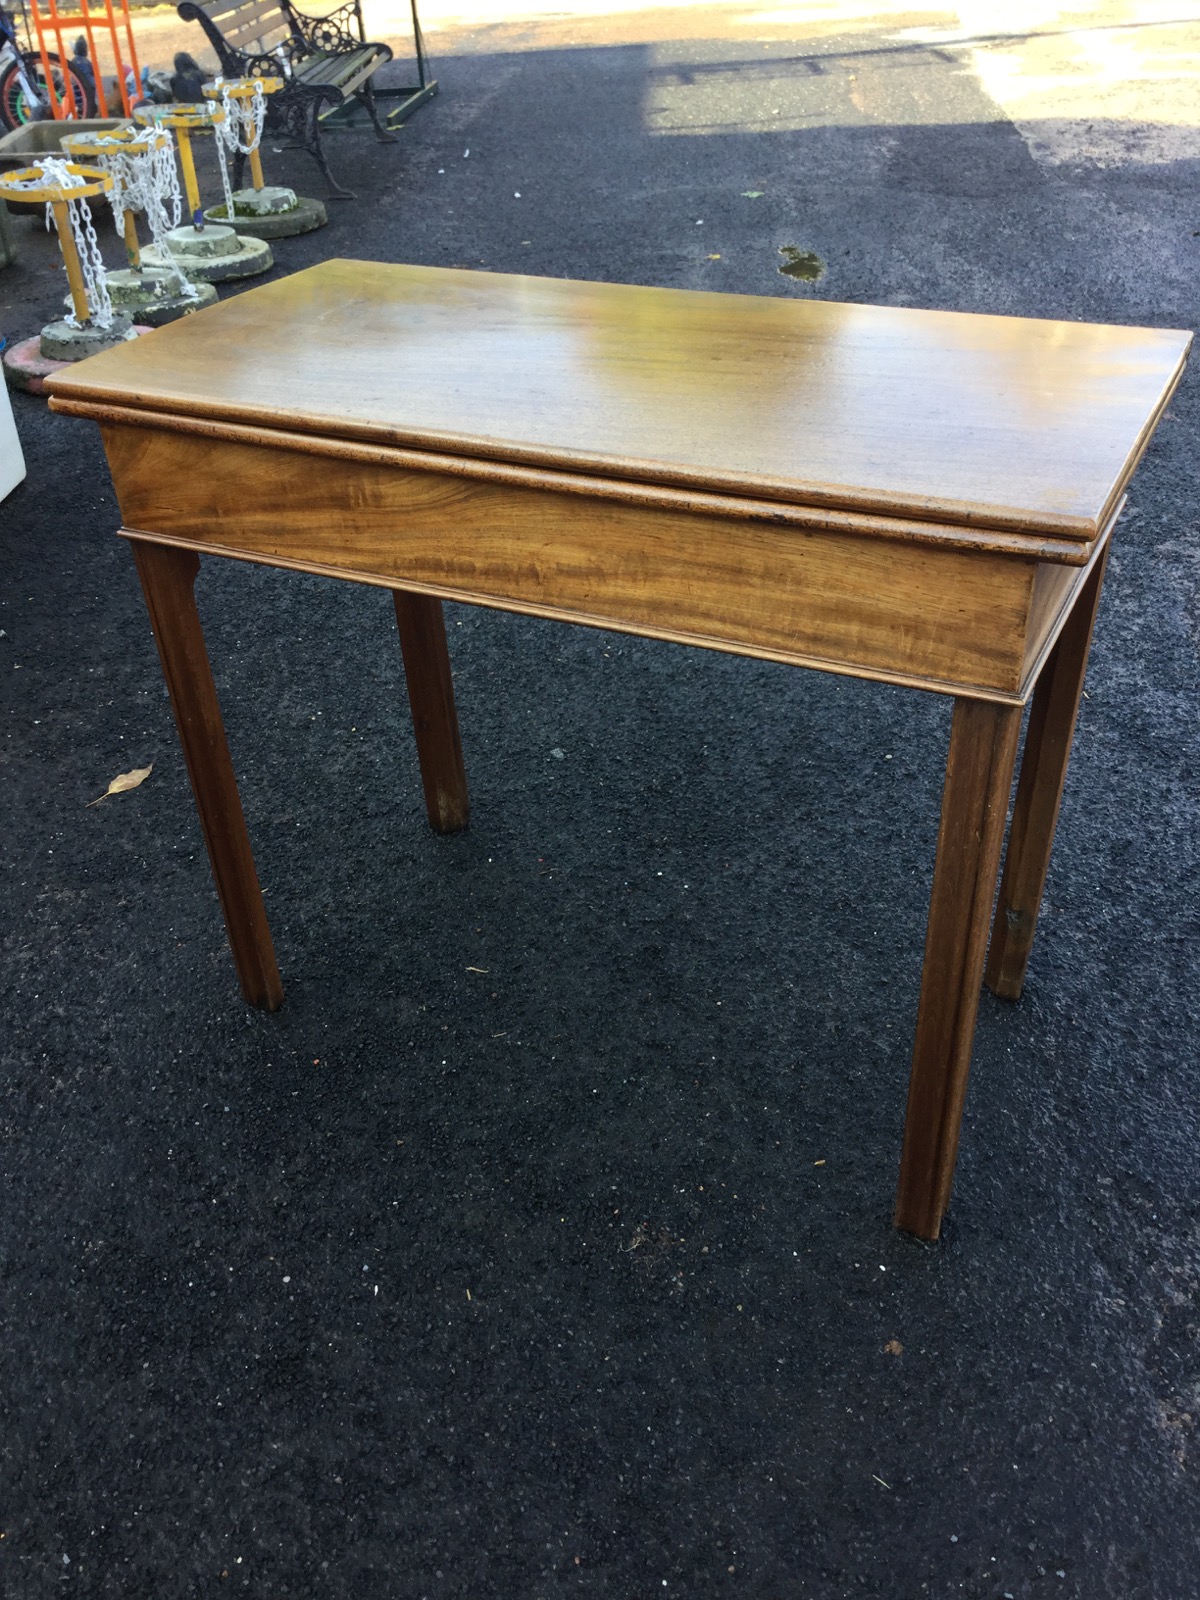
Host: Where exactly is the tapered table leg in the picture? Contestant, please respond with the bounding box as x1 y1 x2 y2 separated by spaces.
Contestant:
985 547 1110 1001
392 589 469 834
131 540 283 1012
894 698 1022 1238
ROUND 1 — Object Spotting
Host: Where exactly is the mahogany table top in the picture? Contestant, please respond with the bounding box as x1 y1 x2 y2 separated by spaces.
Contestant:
48 260 1191 549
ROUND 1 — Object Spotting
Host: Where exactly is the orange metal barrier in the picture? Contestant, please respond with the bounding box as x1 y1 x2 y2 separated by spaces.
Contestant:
29 0 142 118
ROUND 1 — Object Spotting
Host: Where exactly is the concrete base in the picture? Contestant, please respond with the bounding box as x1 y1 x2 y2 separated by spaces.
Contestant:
39 316 137 362
141 223 273 283
203 189 327 238
5 335 70 395
4 323 150 395
227 185 297 216
68 270 219 328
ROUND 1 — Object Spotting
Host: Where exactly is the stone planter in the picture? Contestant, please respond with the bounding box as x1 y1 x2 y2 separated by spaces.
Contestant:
0 119 132 210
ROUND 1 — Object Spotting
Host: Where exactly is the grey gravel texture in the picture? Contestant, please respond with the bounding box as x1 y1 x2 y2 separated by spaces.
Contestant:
1 14 1199 1600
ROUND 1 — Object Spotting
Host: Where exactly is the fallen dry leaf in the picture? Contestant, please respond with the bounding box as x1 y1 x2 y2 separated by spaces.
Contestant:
88 763 153 807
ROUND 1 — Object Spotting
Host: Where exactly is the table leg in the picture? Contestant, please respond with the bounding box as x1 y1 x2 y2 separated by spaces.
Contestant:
131 540 283 1012
985 547 1110 1001
392 589 469 834
894 697 1022 1238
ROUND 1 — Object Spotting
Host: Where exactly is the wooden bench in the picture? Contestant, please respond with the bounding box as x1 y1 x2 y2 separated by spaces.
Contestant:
176 0 397 195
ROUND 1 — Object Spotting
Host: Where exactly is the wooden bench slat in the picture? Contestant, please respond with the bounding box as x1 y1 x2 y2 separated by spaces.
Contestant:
221 0 292 45
225 18 292 51
225 27 290 53
313 64 372 104
295 45 383 86
221 0 286 29
203 0 270 20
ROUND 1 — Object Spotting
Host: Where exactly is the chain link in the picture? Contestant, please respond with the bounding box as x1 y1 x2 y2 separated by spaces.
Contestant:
213 76 268 157
107 135 198 301
214 122 237 222
18 157 115 329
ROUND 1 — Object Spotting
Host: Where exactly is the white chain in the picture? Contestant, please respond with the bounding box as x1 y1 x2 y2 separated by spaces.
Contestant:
136 102 234 226
103 135 198 301
213 118 237 221
194 93 238 220
17 157 115 329
207 78 269 216
213 76 267 157
75 199 114 328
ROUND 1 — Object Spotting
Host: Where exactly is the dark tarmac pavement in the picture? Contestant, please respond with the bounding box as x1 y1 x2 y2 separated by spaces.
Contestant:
2 11 1199 1598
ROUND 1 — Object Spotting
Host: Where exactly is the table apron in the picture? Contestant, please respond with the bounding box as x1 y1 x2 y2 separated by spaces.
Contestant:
105 421 1103 702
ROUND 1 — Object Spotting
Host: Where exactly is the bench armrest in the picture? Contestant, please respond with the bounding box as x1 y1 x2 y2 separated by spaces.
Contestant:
280 0 365 51
176 1 267 77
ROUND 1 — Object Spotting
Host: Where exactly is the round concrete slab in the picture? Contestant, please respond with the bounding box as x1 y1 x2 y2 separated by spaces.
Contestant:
141 225 273 283
155 223 245 260
39 315 136 362
3 334 68 394
202 194 327 238
230 185 296 215
67 272 220 328
4 323 150 393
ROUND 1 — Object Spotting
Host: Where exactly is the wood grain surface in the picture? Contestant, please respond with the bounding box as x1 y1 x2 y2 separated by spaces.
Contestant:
46 260 1191 543
986 545 1112 1000
131 540 283 1012
894 697 1023 1238
100 418 1055 699
391 590 470 834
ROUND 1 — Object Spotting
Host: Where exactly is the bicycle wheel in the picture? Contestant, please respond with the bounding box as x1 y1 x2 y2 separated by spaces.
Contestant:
0 50 94 128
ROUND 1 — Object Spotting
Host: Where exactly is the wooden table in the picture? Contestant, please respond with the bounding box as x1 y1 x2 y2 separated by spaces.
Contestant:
47 261 1190 1239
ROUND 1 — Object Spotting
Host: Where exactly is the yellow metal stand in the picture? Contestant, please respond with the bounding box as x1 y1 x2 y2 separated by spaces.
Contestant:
134 103 228 219
0 163 111 323
62 127 174 271
203 78 284 192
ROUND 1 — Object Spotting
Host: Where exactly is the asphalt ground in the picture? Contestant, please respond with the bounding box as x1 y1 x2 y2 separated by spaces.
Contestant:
2 12 1200 1599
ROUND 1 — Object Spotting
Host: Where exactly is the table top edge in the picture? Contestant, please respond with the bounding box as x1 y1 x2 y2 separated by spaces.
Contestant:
49 383 1110 541
51 392 1105 562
